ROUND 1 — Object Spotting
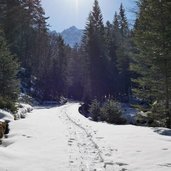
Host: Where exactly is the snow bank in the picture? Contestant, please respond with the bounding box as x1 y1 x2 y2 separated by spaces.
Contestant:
0 105 69 171
0 103 171 171
0 103 33 121
14 103 33 120
0 109 14 122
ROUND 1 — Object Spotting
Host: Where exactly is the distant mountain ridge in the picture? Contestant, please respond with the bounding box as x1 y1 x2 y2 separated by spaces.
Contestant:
60 26 83 47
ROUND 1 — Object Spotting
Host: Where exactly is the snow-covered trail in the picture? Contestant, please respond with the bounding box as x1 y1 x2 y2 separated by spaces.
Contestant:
1 103 171 171
0 103 109 171
60 105 108 171
0 105 70 171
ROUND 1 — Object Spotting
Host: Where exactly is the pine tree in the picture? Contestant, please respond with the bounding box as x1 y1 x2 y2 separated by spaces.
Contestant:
0 0 24 56
132 0 171 127
0 0 49 95
35 33 68 101
116 4 131 100
53 35 67 97
113 12 120 44
66 45 84 100
0 28 19 112
82 0 107 101
104 21 118 98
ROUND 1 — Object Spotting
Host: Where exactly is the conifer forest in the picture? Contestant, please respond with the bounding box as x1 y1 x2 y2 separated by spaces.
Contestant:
1 0 170 127
1 1 171 170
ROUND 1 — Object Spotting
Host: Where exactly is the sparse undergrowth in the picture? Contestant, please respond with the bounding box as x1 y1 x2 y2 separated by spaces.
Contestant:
88 99 126 124
88 99 101 121
100 100 126 124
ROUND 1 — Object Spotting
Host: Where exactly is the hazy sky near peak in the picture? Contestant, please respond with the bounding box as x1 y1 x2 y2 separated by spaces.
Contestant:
41 0 136 32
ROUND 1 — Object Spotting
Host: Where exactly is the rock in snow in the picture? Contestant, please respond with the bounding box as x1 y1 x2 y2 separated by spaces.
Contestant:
0 103 171 171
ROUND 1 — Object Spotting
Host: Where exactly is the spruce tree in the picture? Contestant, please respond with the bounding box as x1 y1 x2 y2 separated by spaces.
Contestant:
82 0 107 101
132 0 171 127
0 28 19 112
116 4 131 100
35 33 68 101
66 45 84 100
104 21 118 98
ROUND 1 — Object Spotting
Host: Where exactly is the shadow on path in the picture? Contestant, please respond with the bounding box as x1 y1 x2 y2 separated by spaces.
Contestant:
152 127 171 137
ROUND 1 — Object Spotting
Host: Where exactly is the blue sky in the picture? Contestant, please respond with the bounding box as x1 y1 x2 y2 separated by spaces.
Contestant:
41 0 136 32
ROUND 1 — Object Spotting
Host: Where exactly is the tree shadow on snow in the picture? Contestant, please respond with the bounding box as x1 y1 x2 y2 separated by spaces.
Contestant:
159 163 171 167
152 127 171 136
34 105 60 110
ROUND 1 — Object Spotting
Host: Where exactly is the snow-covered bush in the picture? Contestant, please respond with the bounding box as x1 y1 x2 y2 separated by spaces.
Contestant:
100 100 126 124
88 99 101 121
87 99 126 124
18 93 39 106
14 103 33 120
18 93 32 104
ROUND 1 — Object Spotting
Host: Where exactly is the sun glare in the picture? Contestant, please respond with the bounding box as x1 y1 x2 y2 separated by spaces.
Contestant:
75 0 79 10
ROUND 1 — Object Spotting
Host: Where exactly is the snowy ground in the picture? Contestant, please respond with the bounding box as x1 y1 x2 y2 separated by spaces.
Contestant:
0 102 171 171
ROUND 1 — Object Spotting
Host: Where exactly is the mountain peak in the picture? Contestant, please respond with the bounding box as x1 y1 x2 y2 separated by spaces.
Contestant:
61 26 83 47
62 26 81 34
69 26 78 30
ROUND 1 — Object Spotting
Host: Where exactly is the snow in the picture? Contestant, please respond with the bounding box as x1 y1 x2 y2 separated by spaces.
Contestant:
0 109 14 122
0 103 33 121
121 103 138 124
0 106 69 171
0 102 171 171
14 103 33 119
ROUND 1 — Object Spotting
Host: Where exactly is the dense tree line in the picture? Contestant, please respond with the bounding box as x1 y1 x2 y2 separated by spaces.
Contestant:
0 0 131 106
0 0 131 111
0 0 48 101
0 0 68 103
70 0 131 102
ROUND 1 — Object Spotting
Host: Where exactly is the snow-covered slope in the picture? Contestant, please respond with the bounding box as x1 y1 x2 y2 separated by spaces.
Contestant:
0 103 171 171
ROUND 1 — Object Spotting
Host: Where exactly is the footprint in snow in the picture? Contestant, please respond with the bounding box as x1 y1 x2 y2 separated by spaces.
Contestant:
159 163 171 167
115 162 128 166
69 160 74 163
104 162 114 168
22 134 32 138
96 137 104 140
105 153 112 157
120 168 128 171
